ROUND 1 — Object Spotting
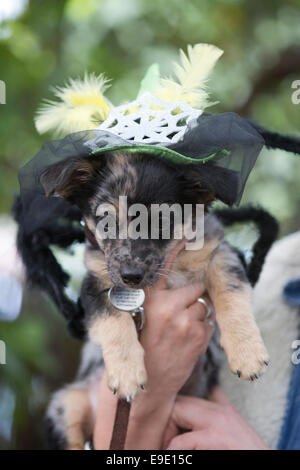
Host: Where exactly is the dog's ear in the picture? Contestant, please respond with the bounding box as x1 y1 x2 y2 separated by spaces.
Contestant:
183 164 239 206
40 156 103 204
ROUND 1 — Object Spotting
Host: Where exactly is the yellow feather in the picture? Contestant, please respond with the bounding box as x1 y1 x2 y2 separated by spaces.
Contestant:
35 73 112 135
156 43 223 109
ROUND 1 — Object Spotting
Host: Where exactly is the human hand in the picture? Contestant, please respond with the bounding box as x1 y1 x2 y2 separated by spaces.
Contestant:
94 240 216 450
165 387 269 450
138 240 215 402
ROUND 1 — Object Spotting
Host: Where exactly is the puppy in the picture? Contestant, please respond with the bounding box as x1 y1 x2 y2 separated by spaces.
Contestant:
42 152 269 449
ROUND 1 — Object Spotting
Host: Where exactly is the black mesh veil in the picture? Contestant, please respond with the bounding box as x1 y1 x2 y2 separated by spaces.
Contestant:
19 112 264 225
169 112 265 202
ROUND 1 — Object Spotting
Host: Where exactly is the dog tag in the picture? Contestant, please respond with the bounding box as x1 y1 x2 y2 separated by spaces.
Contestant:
108 286 145 330
108 286 145 312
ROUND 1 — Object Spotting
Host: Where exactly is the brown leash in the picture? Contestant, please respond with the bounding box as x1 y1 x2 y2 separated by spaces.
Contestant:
109 310 143 450
109 399 131 450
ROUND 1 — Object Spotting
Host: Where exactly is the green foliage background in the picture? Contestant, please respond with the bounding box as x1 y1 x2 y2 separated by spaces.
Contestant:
0 0 299 449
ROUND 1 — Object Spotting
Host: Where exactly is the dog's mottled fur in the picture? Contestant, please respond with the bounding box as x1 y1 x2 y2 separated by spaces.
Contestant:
41 152 269 449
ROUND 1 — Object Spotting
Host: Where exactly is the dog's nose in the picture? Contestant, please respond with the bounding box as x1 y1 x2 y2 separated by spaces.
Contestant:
121 267 145 285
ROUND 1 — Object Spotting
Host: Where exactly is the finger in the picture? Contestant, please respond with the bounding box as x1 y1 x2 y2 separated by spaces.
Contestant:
188 298 216 328
167 431 201 450
187 298 211 322
171 283 206 309
154 239 187 290
171 395 216 431
209 386 232 407
183 312 215 356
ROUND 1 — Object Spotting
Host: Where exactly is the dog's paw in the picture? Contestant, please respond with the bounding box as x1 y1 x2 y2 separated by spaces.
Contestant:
105 342 147 401
222 335 269 381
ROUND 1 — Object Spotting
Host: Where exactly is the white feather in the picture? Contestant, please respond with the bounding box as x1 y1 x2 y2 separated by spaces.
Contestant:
156 43 223 109
35 73 112 136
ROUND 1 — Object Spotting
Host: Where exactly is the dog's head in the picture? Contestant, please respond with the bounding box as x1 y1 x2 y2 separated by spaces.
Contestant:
40 152 237 287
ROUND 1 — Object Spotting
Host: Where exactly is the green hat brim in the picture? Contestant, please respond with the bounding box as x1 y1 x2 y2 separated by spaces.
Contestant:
91 143 228 165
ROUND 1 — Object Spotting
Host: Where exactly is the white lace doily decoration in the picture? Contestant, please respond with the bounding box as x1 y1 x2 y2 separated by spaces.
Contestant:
97 92 202 145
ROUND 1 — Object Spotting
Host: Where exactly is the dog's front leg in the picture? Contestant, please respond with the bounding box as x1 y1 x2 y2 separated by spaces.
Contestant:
207 244 269 380
89 310 147 400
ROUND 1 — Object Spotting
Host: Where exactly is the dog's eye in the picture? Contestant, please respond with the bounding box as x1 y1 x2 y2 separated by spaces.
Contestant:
95 212 108 223
95 212 111 235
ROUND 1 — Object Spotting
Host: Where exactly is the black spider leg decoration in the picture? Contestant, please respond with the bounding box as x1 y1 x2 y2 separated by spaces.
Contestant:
249 120 300 155
12 195 86 340
213 205 279 286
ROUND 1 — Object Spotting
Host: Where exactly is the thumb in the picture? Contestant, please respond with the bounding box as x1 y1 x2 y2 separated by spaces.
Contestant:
167 431 200 450
154 239 187 290
171 395 215 431
209 386 232 407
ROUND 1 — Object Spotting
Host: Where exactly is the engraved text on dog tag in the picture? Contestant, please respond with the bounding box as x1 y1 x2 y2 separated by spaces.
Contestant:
108 286 145 312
